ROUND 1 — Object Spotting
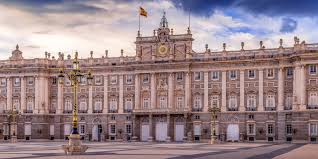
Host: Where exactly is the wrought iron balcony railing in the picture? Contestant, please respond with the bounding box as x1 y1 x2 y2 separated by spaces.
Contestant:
307 105 318 109
227 107 238 111
93 110 103 113
246 107 257 111
63 110 72 114
192 108 203 112
108 109 118 113
264 107 276 111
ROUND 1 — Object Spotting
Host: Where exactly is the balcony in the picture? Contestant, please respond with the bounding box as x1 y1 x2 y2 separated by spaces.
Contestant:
78 110 88 113
264 107 276 111
124 109 133 113
227 107 238 111
63 110 72 114
49 109 56 114
108 109 118 113
192 108 203 112
93 110 103 113
24 110 33 114
246 107 257 111
284 106 292 110
307 105 318 109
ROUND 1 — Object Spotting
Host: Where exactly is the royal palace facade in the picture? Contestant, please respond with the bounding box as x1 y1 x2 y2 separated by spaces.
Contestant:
1 14 318 143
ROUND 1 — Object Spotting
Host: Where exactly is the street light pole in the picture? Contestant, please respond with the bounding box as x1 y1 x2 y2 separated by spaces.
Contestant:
60 52 93 155
208 104 220 144
8 106 19 143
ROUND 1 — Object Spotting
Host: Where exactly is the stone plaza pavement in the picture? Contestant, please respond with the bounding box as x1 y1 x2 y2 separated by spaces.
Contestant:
0 142 316 159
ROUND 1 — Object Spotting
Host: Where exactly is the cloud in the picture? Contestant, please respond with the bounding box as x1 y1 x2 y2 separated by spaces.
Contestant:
280 18 297 33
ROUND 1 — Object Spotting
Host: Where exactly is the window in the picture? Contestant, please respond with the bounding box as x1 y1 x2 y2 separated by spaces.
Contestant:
176 97 184 108
125 98 133 110
267 69 274 78
310 123 318 136
143 74 149 83
248 114 254 120
80 125 85 135
286 68 293 77
0 102 6 112
27 77 34 85
111 115 116 120
229 70 237 79
286 124 292 135
79 98 87 111
51 99 56 111
14 77 20 86
285 95 293 109
110 98 117 110
309 65 317 75
110 124 116 135
52 78 57 85
248 124 255 135
13 99 20 110
211 96 219 107
247 95 256 108
211 71 219 80
176 72 183 81
229 96 237 108
110 76 117 84
143 98 149 109
126 124 132 134
95 76 102 85
65 98 72 111
159 96 167 108
126 116 131 121
267 124 274 135
126 75 133 84
194 72 201 81
0 78 6 86
248 70 255 79
266 95 275 107
94 98 102 111
309 92 318 106
27 98 33 111
193 96 201 108
194 115 200 120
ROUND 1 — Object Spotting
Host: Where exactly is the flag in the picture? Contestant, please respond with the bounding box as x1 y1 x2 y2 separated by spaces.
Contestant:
139 7 147 17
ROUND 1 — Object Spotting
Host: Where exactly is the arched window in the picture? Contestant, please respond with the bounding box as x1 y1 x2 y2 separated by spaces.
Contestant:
65 98 72 111
79 98 87 111
309 92 318 106
159 96 167 108
27 97 34 111
94 98 102 111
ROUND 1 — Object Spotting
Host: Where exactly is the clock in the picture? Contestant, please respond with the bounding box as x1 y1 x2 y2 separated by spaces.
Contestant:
158 44 168 56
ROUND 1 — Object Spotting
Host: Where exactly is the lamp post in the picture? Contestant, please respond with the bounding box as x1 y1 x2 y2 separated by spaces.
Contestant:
208 104 220 144
7 107 20 143
60 52 93 155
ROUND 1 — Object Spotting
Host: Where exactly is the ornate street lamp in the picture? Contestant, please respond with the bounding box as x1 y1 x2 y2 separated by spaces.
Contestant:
208 104 220 144
7 107 20 143
60 52 93 155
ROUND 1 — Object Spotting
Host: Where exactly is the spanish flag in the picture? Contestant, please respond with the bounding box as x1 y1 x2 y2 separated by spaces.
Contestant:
139 7 147 17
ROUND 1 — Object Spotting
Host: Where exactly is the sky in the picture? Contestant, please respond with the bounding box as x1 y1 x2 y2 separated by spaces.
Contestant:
0 0 318 59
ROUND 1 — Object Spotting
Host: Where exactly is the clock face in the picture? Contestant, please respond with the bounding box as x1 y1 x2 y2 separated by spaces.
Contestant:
158 44 168 57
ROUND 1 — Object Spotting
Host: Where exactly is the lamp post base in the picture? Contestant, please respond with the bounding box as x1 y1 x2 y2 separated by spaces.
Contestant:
10 136 17 143
62 134 88 155
210 135 218 144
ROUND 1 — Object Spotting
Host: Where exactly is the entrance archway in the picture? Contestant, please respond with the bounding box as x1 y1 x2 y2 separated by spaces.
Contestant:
227 124 239 142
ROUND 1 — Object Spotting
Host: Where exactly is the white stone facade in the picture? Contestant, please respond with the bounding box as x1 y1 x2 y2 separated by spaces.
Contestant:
1 14 318 143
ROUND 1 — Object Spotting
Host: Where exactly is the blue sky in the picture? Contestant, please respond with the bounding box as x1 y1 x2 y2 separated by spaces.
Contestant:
0 0 318 59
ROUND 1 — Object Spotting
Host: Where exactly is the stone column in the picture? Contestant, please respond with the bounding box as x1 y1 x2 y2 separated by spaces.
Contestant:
168 73 174 109
43 77 49 114
119 75 124 113
57 79 64 114
239 70 245 111
258 69 264 111
277 68 284 111
6 77 12 111
166 114 171 142
134 74 140 109
221 71 227 112
34 77 39 114
88 85 93 114
300 65 306 110
103 75 108 113
148 114 153 141
293 64 301 110
132 115 138 141
20 77 26 113
204 71 209 112
185 72 191 110
150 73 156 109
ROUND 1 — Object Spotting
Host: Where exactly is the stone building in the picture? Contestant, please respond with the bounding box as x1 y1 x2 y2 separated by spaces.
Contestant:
1 13 318 143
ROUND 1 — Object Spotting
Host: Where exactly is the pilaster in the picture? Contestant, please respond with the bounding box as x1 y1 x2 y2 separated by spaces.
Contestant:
119 75 124 113
278 68 284 111
6 78 12 111
103 75 108 113
221 71 227 112
88 85 93 114
258 69 264 111
239 70 245 111
168 73 174 109
135 74 140 109
203 71 209 112
150 73 156 109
